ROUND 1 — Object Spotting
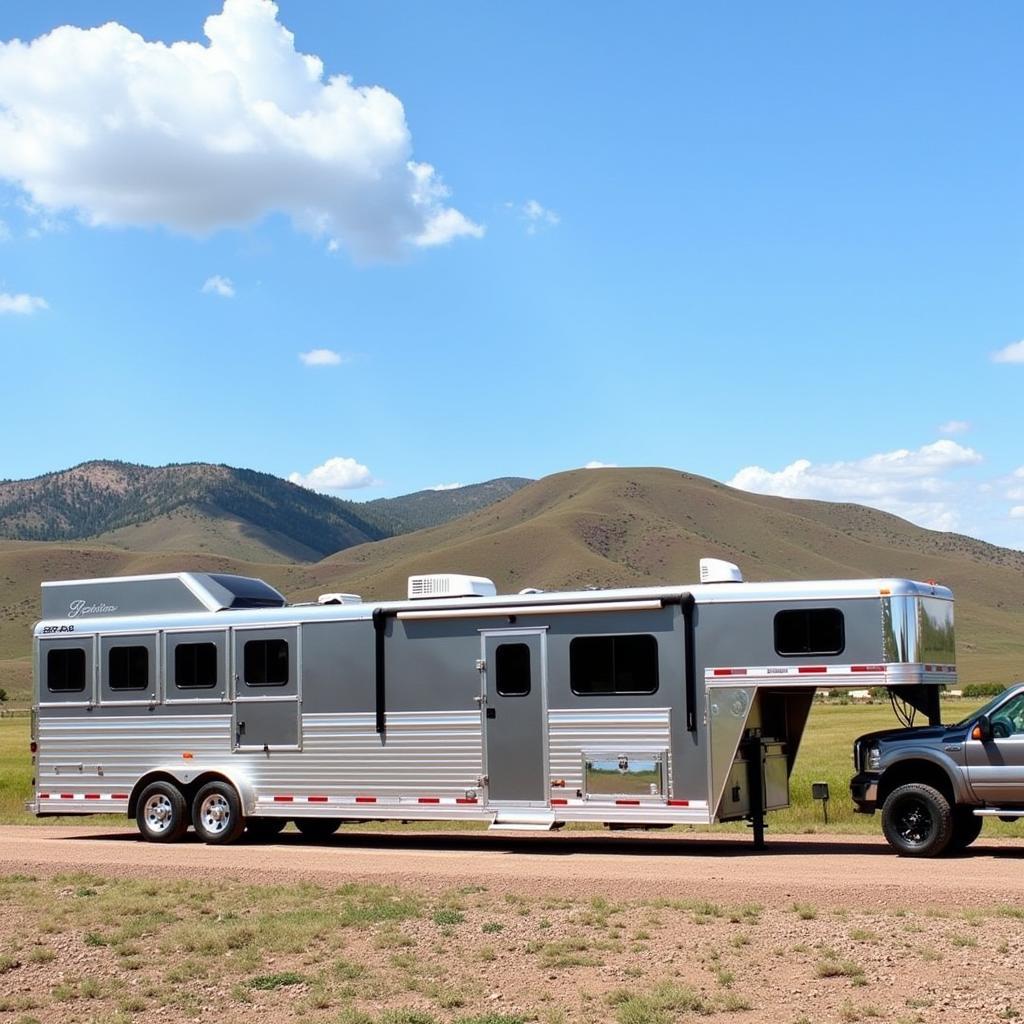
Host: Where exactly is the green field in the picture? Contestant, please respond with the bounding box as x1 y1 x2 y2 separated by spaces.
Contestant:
2 701 1020 839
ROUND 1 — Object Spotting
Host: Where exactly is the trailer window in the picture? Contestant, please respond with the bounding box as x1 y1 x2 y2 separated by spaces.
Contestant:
244 638 289 686
108 646 150 690
774 608 845 657
47 648 86 692
495 643 531 697
570 635 659 695
174 642 218 689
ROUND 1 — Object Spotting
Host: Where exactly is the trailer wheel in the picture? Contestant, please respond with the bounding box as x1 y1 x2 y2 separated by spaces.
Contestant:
949 808 983 852
136 781 189 843
245 817 287 841
294 817 342 840
192 781 246 845
881 783 953 857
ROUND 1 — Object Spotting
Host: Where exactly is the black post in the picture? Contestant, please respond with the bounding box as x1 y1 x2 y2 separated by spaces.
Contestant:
373 609 387 735
745 732 766 850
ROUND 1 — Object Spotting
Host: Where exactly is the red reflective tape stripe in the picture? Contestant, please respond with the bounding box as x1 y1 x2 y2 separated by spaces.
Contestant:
667 799 689 806
455 797 478 804
798 666 827 674
60 793 74 799
39 793 50 799
112 794 130 800
615 799 640 806
551 798 568 805
418 797 440 804
713 668 747 676
274 795 294 803
852 665 885 673
355 796 376 803
307 796 328 803
84 794 101 800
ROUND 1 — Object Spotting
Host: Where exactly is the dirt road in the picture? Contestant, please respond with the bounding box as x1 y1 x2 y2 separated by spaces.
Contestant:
2 825 1022 906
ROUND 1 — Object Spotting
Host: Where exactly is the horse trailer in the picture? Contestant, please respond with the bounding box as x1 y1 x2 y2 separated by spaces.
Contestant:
27 559 955 845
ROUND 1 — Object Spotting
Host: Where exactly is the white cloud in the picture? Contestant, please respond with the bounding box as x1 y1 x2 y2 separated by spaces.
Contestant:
1011 507 1024 520
584 461 617 469
428 482 463 491
0 0 482 261
201 275 235 298
992 340 1024 364
510 198 560 235
729 440 983 532
288 455 373 491
937 419 970 435
298 348 344 366
0 291 48 314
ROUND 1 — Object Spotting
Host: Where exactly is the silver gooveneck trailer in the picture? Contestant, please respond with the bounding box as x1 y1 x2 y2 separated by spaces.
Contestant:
27 559 955 846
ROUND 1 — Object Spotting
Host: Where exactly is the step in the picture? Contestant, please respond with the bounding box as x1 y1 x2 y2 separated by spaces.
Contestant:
973 808 1024 818
489 810 557 831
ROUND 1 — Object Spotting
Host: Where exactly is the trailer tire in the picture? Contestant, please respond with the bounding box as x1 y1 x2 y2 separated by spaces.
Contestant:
949 808 983 852
136 781 189 843
192 781 246 845
294 817 342 840
881 782 953 857
246 817 287 841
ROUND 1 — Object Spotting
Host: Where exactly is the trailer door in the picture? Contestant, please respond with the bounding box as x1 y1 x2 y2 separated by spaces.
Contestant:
232 626 300 750
482 630 547 804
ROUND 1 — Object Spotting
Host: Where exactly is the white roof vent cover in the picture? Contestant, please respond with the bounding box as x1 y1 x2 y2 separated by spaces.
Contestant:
700 558 743 584
408 574 497 600
318 593 363 605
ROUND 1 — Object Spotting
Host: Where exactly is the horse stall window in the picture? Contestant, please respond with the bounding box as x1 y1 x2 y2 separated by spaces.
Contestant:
774 608 845 657
495 642 531 696
174 642 218 689
570 634 659 695
243 638 289 686
108 646 150 691
47 648 86 692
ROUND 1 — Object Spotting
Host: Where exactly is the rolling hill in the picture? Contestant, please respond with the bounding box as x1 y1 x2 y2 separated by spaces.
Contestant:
1 467 1022 705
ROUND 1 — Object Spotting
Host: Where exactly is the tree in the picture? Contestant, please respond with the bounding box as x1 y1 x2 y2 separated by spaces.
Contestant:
0 688 7 704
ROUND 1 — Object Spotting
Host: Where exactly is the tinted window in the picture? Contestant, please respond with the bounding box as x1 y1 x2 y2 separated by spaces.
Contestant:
570 635 659 695
174 642 218 689
774 608 845 657
47 648 86 693
109 646 150 691
495 643 531 697
244 638 289 686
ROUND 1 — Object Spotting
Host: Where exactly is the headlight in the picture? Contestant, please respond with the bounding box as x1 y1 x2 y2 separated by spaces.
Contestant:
865 744 881 771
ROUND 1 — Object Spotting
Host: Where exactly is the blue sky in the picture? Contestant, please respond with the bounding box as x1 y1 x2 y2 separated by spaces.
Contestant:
1 2 1022 546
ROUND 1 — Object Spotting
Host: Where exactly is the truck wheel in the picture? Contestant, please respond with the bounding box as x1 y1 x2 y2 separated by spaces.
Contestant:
294 817 342 840
246 817 287 841
949 809 983 851
136 781 189 843
881 783 954 857
192 781 246 845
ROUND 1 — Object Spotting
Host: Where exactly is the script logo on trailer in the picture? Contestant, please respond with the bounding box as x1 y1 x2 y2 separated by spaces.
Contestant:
68 600 118 618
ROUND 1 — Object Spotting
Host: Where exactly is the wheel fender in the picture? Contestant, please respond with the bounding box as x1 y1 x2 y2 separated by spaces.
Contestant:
143 765 257 815
880 750 970 805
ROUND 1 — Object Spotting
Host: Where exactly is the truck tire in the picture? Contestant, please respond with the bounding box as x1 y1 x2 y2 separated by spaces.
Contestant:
881 782 954 857
192 781 246 845
246 817 287 841
949 809 983 852
136 781 189 843
294 817 342 840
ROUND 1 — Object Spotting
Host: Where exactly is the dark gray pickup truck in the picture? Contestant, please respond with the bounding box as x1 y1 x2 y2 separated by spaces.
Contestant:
851 683 1024 856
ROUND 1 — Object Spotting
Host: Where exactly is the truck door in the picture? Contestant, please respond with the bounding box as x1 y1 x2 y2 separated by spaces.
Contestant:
966 690 1024 805
482 630 547 804
232 626 300 750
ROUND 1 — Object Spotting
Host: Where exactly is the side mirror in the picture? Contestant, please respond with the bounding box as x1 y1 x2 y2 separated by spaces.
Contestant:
971 714 992 742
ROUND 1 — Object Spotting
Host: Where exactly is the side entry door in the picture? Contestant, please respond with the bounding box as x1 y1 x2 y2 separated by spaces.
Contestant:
232 626 300 751
482 630 547 804
966 690 1024 804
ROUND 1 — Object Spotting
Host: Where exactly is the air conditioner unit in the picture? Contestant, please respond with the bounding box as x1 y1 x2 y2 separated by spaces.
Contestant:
317 593 363 605
699 558 743 584
407 574 497 600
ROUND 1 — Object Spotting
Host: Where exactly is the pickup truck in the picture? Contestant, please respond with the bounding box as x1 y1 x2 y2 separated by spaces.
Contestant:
851 683 1024 856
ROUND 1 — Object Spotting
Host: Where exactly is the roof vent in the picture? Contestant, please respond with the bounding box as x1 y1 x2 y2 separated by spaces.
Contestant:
318 593 363 605
408 574 497 600
700 558 743 584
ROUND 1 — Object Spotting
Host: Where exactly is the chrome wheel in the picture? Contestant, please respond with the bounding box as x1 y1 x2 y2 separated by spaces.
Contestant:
143 793 174 835
198 793 232 836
